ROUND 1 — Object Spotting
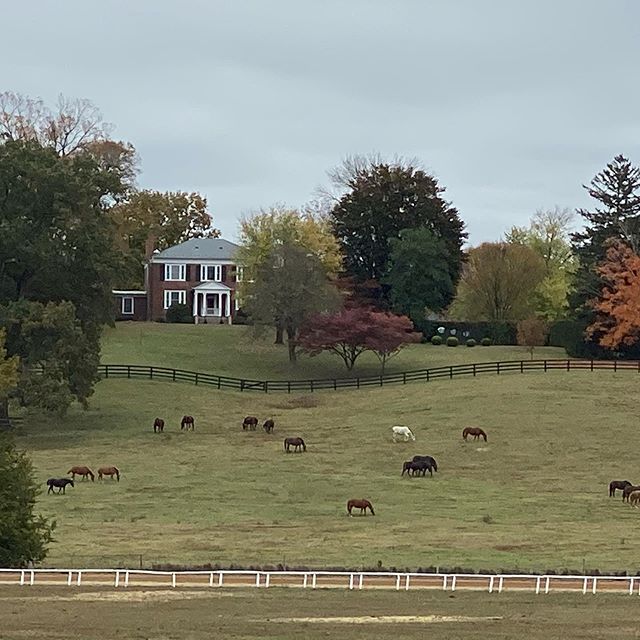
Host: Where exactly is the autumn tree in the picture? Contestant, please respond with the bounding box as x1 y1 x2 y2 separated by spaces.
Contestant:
516 317 549 360
587 241 640 349
571 155 640 314
328 157 466 306
244 243 339 362
110 190 218 287
449 243 546 322
384 227 455 321
506 207 576 319
0 433 55 567
298 307 421 373
237 206 341 343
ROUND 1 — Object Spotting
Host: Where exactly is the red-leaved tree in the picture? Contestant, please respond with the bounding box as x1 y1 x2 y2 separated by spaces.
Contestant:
298 307 422 373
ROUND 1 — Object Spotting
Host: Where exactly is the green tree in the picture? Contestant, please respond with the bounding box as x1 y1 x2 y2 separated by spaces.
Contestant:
506 207 576 319
384 227 455 321
0 329 19 419
0 433 55 567
328 158 466 306
237 206 341 343
449 243 546 322
571 155 640 314
245 242 339 362
110 190 219 288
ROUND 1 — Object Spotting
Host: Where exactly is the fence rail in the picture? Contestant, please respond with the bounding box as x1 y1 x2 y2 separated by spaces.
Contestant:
97 359 640 393
1 568 639 595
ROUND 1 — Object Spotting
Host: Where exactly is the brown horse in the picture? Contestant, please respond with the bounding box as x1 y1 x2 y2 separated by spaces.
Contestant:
68 465 94 481
263 419 275 433
347 499 375 516
243 416 258 431
181 415 195 431
153 418 165 433
622 484 640 502
629 491 640 508
462 427 487 442
609 480 632 497
98 466 120 481
284 437 306 452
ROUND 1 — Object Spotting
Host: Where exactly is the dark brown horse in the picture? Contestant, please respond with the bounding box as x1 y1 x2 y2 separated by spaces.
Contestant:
622 484 640 502
181 415 195 431
462 427 487 442
284 437 306 452
68 465 94 481
153 418 165 433
263 419 275 433
47 478 74 494
98 466 120 481
243 416 258 431
347 499 375 516
609 480 632 497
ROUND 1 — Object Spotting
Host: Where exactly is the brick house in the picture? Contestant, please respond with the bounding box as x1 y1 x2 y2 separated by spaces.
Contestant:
113 237 242 323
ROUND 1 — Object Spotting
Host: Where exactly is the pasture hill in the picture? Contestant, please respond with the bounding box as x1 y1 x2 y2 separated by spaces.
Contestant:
16 323 640 574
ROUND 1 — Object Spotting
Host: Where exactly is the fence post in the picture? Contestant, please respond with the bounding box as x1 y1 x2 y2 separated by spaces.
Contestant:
473 364 476 377
172 369 176 382
356 378 360 389
303 573 308 588
380 375 383 386
115 570 120 588
287 381 291 394
264 381 268 393
265 573 271 588
77 571 82 586
149 366 153 380
67 571 73 586
582 577 588 594
498 576 503 593
544 360 547 372
255 572 261 587
312 573 317 589
217 377 221 390
127 365 131 378
442 575 447 590
592 360 595 372
334 379 337 390
310 381 314 393
451 575 457 591
30 570 34 586
614 360 618 372
535 576 541 594
105 365 109 379
592 577 597 594
396 574 401 590
209 572 214 587
567 360 570 371
489 576 494 593
20 570 24 586
405 575 410 591
349 574 354 590
358 573 363 589
219 572 224 587
520 361 523 373
630 577 634 594
172 572 176 588
195 373 199 386
497 362 500 375
449 366 453 379
125 570 130 587
545 576 550 594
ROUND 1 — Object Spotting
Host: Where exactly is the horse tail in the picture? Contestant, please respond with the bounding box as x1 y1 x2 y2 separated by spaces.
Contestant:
368 502 375 515
462 428 468 439
283 439 287 451
302 439 306 451
114 467 120 481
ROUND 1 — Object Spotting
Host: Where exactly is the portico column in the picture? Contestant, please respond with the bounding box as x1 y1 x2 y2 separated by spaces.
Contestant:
202 292 207 317
225 293 231 317
192 290 198 323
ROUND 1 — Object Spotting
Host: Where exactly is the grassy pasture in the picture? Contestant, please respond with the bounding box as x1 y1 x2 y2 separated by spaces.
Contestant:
18 369 640 572
101 322 567 379
0 587 637 640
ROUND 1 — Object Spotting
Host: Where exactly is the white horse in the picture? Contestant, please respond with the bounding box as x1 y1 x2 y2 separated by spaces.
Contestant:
392 425 415 442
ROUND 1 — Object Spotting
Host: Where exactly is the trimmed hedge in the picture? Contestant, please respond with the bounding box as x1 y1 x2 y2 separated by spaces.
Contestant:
446 336 459 347
412 319 517 345
165 303 193 324
466 339 476 347
430 335 443 345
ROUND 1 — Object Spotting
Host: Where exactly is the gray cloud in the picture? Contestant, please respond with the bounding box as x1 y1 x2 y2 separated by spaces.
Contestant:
2 0 639 242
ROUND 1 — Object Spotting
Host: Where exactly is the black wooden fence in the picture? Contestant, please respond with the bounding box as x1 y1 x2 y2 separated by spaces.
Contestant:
98 359 640 393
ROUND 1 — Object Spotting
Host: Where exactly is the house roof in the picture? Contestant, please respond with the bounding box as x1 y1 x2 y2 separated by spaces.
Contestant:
152 238 239 261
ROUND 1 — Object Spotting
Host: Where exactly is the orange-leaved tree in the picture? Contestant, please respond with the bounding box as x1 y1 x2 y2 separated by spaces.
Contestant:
587 241 640 348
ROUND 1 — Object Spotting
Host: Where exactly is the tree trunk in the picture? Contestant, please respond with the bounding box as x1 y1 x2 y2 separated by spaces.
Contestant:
0 397 7 420
286 327 297 363
274 325 284 345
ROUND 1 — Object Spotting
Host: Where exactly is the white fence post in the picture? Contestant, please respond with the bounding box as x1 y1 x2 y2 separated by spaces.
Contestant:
451 575 457 592
77 571 82 587
67 571 73 586
358 573 363 590
442 575 447 590
255 572 260 587
265 573 271 588
19 571 24 586
489 576 494 593
592 577 597 594
312 573 317 589
535 576 541 594
115 570 120 588
172 573 176 588
219 572 224 587
545 576 550 594
629 577 634 595
30 570 34 586
405 575 410 591
498 576 503 593
349 574 354 590
303 573 308 589
124 570 130 588
209 572 214 587
395 574 401 590
582 577 588 594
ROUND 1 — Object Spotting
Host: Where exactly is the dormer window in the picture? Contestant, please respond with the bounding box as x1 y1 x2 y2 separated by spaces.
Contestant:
165 264 186 281
201 265 222 282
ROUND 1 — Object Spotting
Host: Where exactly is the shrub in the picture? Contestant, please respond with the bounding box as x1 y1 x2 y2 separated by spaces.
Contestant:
446 336 458 347
233 308 250 325
165 303 193 324
430 335 443 345
466 338 476 347
481 337 492 346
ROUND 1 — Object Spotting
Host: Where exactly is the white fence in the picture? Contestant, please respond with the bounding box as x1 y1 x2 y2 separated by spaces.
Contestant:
0 568 639 594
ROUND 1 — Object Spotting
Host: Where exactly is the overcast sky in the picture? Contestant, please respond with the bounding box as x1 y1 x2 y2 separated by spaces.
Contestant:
3 0 639 244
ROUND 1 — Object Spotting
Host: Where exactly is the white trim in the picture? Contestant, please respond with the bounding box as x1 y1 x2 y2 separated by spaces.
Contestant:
200 264 222 282
234 297 240 311
164 290 187 309
121 296 134 315
235 266 244 282
153 258 236 266
193 281 231 292
113 290 146 295
164 264 186 281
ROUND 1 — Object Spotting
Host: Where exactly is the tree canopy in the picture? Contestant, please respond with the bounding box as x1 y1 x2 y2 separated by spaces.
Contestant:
329 159 466 306
449 242 546 322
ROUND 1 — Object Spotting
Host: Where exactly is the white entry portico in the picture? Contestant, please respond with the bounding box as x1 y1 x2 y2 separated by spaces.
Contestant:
192 281 232 323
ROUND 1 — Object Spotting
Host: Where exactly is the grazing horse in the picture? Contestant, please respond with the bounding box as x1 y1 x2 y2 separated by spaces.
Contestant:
153 418 165 433
243 416 258 431
284 437 306 453
629 491 640 508
347 499 375 516
622 484 640 502
181 415 195 431
462 427 487 442
392 426 415 442
402 458 437 477
47 478 74 494
412 455 438 472
263 419 275 433
609 480 632 497
98 466 120 481
68 466 94 481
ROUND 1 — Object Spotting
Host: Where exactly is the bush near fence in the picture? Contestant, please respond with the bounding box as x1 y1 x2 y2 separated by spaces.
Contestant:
411 319 517 345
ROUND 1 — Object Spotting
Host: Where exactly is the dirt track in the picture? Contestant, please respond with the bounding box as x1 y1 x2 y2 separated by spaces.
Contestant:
0 570 638 595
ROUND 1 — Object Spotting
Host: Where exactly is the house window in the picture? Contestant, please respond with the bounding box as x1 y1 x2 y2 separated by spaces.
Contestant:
200 265 222 282
121 297 134 315
165 264 186 281
164 290 186 309
235 266 244 282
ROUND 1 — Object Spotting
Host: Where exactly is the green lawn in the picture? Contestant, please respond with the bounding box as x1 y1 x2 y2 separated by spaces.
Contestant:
0 587 637 640
101 322 568 379
17 367 640 573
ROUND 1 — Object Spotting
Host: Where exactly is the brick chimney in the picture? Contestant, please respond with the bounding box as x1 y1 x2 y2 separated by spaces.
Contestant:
144 233 158 261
